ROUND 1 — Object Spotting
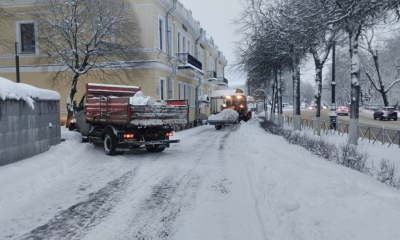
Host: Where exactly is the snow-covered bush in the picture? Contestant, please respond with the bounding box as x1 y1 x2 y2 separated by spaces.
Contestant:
335 144 369 173
375 159 400 189
259 118 400 190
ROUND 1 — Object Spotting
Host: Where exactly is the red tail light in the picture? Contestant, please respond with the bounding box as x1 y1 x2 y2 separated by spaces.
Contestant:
166 132 174 137
382 111 387 113
123 134 134 139
394 110 398 113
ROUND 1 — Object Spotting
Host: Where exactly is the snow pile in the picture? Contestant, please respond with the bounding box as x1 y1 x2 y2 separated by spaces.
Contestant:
0 77 60 109
61 131 83 143
208 108 239 122
129 91 166 105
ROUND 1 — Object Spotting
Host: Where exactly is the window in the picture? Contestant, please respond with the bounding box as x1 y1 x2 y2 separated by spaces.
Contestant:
169 24 173 55
158 16 165 51
16 21 37 54
188 84 192 106
192 86 195 106
168 79 174 99
183 83 187 102
159 77 166 100
183 36 186 53
188 40 191 54
178 82 182 99
177 31 181 53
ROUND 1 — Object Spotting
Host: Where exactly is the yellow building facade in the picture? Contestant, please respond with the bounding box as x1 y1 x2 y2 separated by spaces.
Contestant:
0 0 229 126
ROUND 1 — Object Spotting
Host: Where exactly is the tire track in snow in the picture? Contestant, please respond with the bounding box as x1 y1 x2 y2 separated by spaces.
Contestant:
18 165 140 240
117 127 226 239
130 170 201 239
221 121 269 240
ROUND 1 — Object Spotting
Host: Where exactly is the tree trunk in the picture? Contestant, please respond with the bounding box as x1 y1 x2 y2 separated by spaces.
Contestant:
65 73 79 127
313 63 323 136
277 68 283 127
270 75 277 122
292 57 301 131
348 25 362 145
381 88 389 106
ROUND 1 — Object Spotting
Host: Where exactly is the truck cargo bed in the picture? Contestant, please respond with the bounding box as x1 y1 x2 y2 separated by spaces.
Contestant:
85 83 188 127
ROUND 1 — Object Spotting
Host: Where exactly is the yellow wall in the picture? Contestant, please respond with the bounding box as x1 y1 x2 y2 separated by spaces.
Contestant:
0 0 225 125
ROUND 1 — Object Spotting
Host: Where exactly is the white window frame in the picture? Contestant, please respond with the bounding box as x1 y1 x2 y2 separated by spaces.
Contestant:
183 35 186 53
158 15 166 52
16 19 38 55
169 24 173 56
177 31 181 54
183 83 188 102
159 76 167 100
192 86 195 107
168 79 174 99
178 81 182 99
188 84 192 107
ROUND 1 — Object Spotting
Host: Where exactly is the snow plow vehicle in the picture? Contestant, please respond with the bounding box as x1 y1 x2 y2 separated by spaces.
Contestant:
208 89 252 130
70 83 188 155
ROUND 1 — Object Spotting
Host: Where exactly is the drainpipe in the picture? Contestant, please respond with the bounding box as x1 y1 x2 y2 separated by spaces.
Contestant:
215 51 221 80
195 28 203 59
166 0 177 99
194 28 203 126
195 76 202 126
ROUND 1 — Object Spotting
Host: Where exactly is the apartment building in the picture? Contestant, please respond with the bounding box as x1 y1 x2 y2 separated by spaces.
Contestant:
0 0 229 126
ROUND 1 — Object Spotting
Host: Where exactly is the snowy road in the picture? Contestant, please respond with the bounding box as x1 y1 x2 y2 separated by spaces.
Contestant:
1 119 400 240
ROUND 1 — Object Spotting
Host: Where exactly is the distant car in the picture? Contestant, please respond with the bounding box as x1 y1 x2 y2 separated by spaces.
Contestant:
373 107 398 121
336 106 349 116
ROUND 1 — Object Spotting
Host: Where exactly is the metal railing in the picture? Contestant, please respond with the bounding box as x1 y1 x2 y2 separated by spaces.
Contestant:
283 116 400 147
177 52 202 70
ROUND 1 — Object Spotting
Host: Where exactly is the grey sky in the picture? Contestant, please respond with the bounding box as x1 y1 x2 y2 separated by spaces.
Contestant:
180 0 246 86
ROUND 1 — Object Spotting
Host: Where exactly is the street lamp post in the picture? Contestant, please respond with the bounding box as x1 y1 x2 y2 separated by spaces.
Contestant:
15 42 20 83
330 42 337 130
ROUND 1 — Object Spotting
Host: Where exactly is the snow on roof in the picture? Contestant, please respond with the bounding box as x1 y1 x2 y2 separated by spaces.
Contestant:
88 83 140 89
209 90 245 98
0 77 60 109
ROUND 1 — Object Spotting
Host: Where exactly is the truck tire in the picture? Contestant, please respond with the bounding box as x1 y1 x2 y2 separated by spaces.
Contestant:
104 131 117 156
215 125 222 130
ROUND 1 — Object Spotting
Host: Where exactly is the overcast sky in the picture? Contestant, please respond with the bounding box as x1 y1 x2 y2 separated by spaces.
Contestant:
180 0 246 86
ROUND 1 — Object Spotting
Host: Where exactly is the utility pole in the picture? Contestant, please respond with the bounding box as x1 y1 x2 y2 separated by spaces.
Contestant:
329 42 337 130
15 42 20 83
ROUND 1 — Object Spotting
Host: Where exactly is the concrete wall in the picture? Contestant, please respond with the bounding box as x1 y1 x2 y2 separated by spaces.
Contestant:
0 99 61 166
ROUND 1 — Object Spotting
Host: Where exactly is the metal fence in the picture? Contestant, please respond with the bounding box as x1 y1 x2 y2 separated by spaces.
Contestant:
283 116 400 147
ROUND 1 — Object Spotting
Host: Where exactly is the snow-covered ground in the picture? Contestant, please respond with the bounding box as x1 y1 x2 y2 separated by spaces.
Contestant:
1 119 400 239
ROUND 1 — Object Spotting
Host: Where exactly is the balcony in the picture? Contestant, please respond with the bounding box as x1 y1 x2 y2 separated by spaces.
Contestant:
207 71 217 79
223 78 228 85
177 53 203 75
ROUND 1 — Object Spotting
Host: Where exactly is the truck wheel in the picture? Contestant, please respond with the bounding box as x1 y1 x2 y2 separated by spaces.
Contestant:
104 132 117 156
215 125 222 130
146 146 155 152
68 123 76 131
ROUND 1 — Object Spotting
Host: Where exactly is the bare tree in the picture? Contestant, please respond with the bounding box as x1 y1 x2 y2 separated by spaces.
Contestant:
332 0 399 145
32 0 146 126
361 29 400 106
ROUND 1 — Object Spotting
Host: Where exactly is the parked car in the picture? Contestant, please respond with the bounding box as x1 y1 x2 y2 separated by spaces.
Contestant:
373 107 398 121
336 106 349 116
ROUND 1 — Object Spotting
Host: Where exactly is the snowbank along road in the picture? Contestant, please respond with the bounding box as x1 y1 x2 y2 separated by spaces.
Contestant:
1 118 400 240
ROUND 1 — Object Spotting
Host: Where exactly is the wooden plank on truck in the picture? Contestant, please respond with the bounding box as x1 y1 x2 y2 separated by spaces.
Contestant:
130 105 188 127
86 83 140 97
